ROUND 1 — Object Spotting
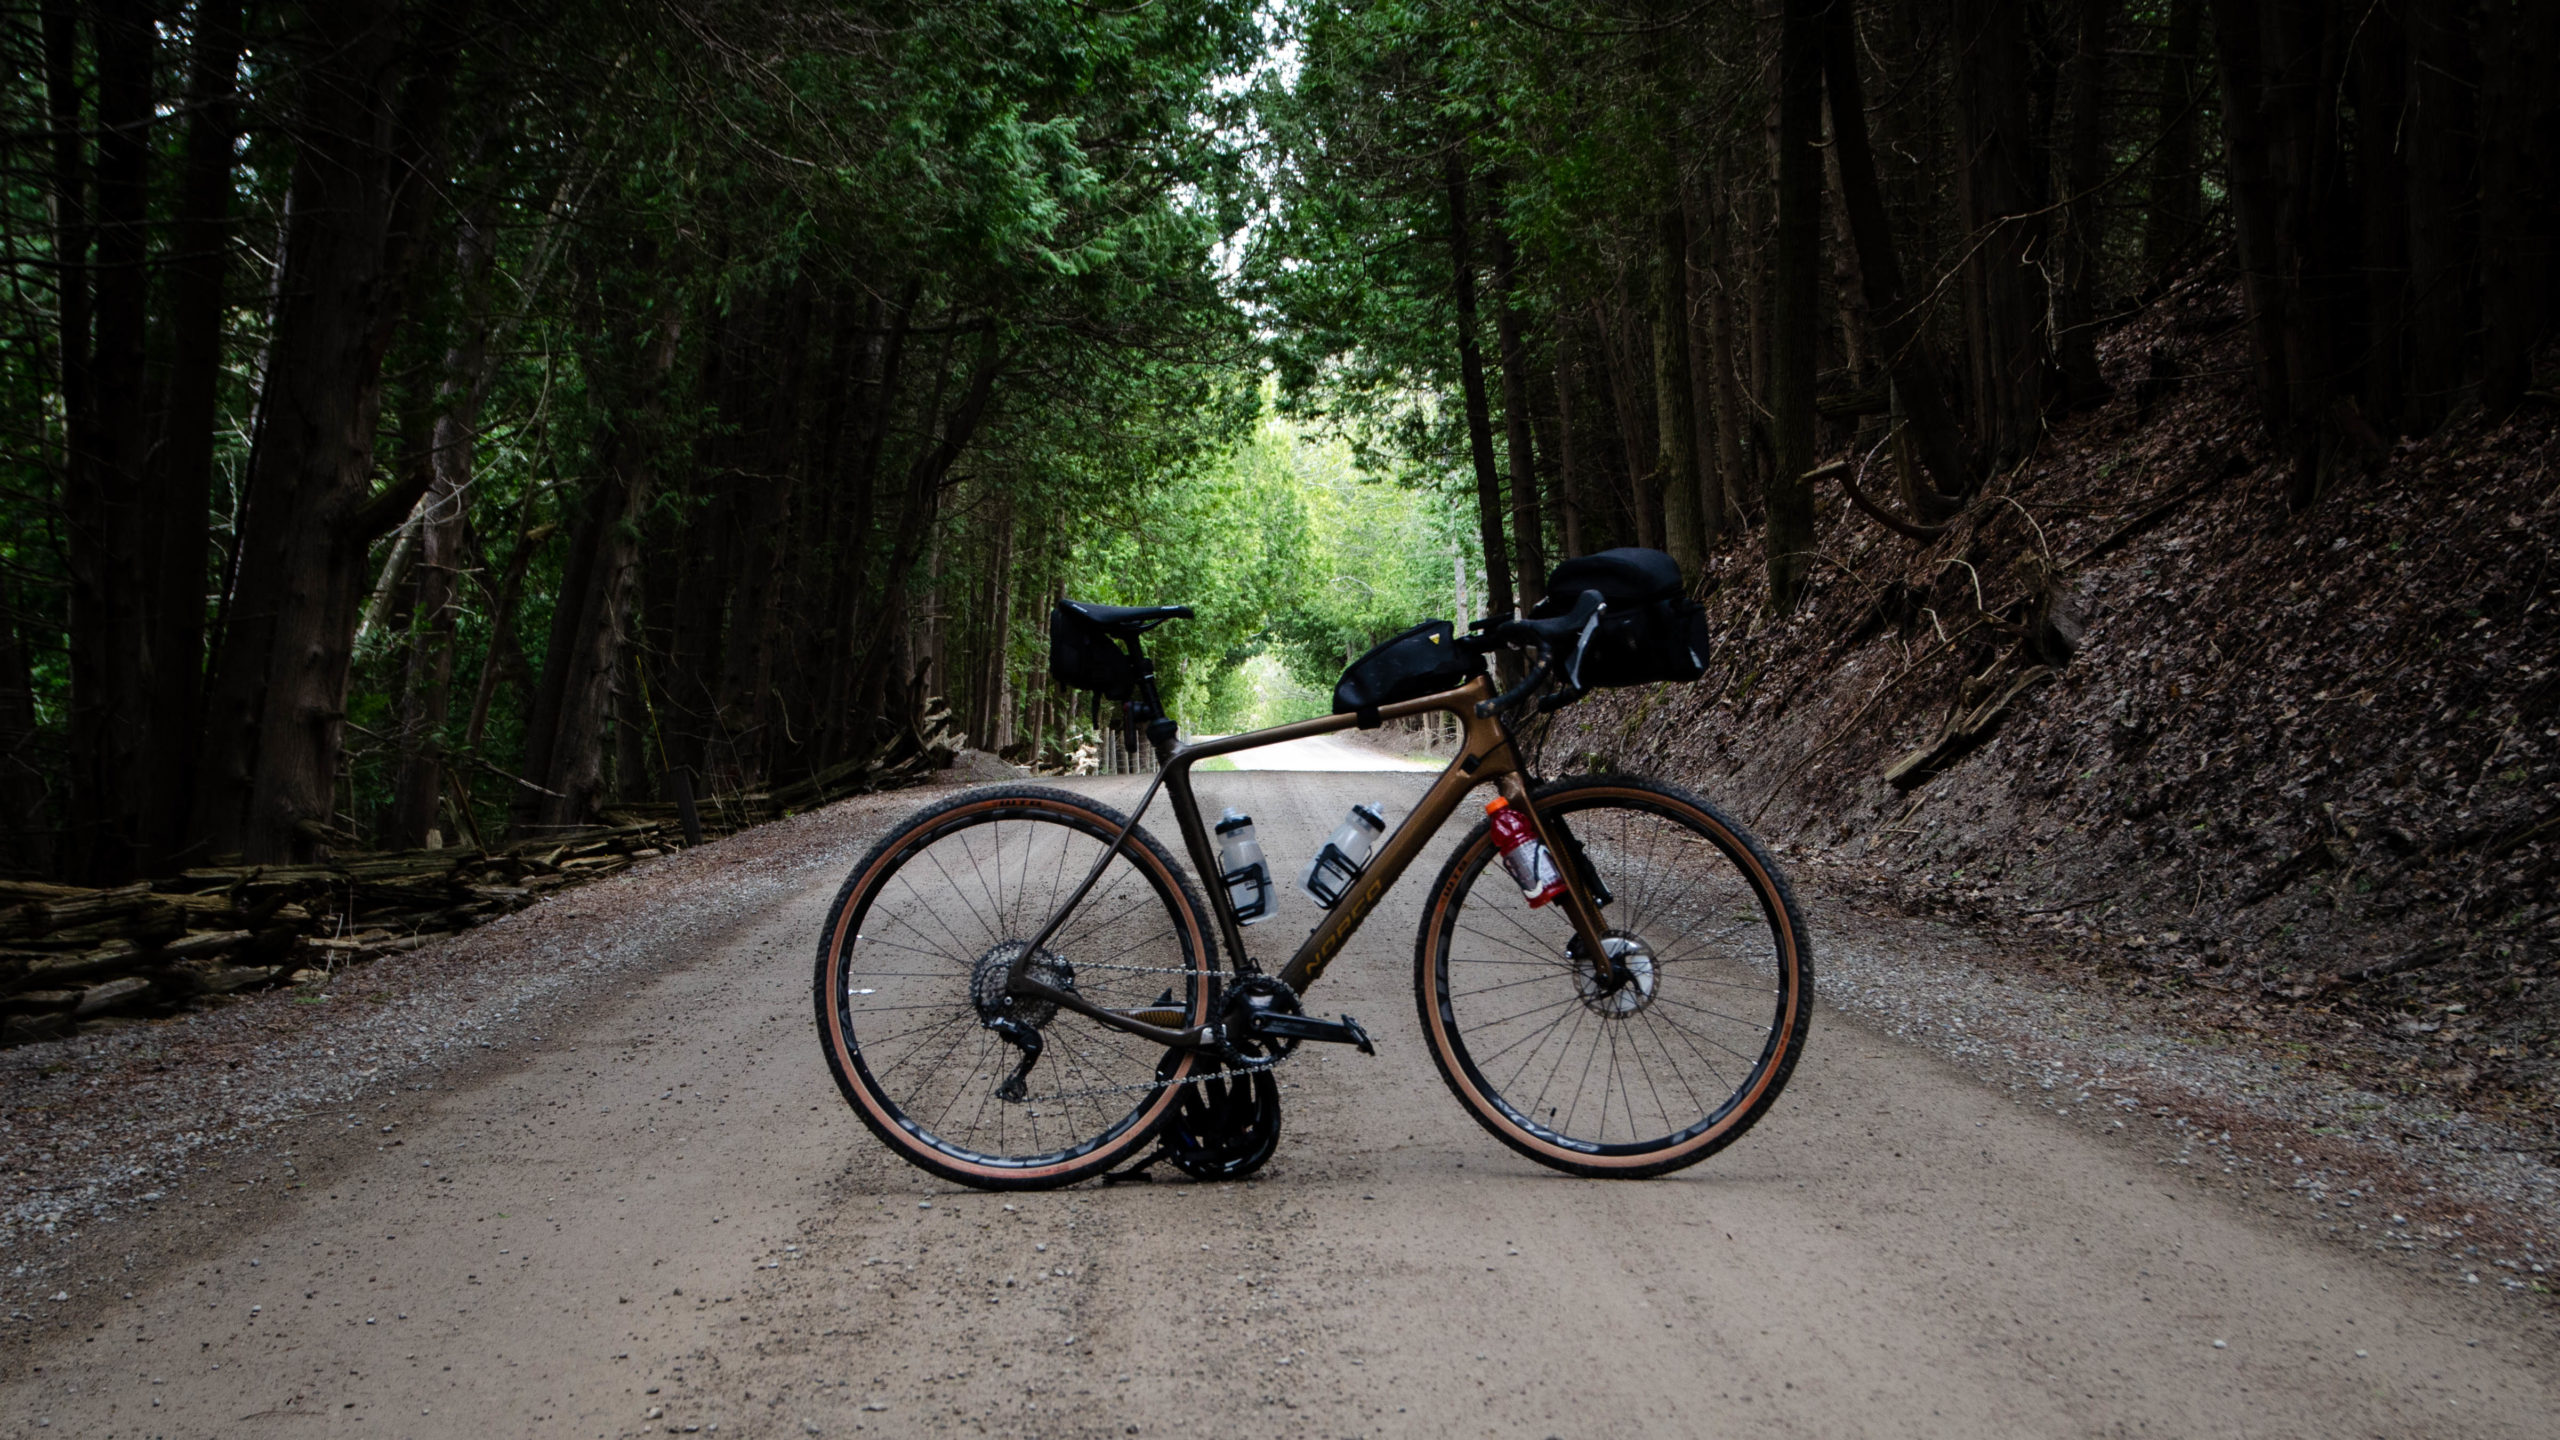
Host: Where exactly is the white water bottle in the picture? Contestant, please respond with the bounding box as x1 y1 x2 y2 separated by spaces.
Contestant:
1299 803 1387 909
1215 809 1271 924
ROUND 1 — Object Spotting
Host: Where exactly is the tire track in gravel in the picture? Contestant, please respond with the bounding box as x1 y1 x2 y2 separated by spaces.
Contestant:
2 771 2554 1439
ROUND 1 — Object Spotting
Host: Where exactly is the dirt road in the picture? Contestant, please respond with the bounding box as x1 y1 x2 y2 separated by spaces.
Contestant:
4 771 2553 1439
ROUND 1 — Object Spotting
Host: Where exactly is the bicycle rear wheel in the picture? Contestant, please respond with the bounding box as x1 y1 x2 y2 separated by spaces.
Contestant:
814 784 1216 1190
1414 775 1811 1177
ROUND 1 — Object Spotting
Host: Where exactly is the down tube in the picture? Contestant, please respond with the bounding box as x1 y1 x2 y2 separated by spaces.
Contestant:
1275 707 1518 995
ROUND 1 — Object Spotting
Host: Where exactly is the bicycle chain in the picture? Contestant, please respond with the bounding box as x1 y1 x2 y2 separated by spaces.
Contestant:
1015 1049 1289 1109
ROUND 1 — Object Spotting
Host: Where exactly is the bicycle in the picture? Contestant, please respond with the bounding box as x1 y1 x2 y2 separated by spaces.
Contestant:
814 559 1811 1190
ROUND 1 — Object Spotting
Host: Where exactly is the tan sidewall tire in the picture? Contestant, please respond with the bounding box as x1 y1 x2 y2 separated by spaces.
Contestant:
1413 775 1813 1178
813 784 1214 1190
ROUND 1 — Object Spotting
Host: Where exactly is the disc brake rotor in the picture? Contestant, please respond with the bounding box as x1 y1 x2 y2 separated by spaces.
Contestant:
1569 932 1658 1017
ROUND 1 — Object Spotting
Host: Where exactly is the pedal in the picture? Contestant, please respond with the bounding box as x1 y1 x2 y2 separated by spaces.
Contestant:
1246 1010 1375 1055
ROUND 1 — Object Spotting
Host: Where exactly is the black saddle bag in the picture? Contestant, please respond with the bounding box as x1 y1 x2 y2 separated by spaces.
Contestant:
1332 620 1486 725
1050 600 1140 701
1534 549 1710 689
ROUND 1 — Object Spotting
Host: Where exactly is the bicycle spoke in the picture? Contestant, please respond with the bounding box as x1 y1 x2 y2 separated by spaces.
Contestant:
1432 786 1805 1166
824 792 1207 1176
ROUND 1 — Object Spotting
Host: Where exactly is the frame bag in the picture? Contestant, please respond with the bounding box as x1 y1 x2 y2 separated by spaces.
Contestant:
1534 548 1710 688
1050 600 1140 701
1332 621 1487 726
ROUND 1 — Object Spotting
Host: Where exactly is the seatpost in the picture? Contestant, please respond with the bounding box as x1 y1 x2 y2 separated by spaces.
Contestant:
1126 638 1179 763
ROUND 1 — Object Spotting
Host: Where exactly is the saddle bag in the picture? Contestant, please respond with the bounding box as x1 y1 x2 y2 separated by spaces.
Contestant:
1534 548 1711 689
1049 600 1141 701
1332 620 1486 726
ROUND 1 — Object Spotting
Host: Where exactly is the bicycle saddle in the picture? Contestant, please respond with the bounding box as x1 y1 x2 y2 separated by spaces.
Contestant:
1058 599 1194 635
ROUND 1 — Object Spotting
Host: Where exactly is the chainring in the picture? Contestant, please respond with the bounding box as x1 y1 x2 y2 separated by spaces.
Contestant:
1150 1044 1282 1181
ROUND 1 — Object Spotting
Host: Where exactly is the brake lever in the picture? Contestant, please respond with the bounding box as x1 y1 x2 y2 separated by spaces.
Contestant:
1536 682 1588 714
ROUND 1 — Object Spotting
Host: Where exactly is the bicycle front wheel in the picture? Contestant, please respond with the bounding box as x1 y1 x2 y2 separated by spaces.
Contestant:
815 784 1216 1190
1414 775 1811 1177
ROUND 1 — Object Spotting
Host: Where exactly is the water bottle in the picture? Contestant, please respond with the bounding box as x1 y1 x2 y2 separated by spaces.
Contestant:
1299 802 1387 909
1484 797 1565 907
1215 808 1271 925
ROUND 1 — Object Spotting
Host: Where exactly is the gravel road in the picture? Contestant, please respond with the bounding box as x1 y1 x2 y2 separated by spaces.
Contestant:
3 770 2553 1439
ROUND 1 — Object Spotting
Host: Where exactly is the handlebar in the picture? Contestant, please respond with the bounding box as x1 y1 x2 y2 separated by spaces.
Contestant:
1475 590 1605 717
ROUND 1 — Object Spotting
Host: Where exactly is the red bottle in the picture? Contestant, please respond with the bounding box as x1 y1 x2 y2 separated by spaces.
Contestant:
1484 797 1566 907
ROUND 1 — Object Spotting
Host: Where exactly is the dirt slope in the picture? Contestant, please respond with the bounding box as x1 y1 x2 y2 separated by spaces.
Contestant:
3 771 2552 1439
1552 276 2559 1129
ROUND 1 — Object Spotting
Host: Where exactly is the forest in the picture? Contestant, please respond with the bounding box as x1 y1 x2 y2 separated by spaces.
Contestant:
3 0 2552 905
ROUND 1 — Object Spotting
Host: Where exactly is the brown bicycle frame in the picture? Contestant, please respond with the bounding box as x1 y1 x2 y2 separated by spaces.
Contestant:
1002 673 1618 1050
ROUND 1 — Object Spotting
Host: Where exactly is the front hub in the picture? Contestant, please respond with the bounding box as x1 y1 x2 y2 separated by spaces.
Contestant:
1569 932 1658 1017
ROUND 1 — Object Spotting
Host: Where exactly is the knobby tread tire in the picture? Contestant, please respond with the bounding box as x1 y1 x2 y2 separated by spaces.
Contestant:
813 783 1215 1191
1412 773 1813 1178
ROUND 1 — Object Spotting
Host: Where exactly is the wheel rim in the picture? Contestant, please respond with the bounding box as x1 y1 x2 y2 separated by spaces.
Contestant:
829 801 1207 1171
1432 792 1797 1158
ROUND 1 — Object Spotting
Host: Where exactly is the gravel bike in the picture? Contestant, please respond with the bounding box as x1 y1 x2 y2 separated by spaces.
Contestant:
814 556 1811 1190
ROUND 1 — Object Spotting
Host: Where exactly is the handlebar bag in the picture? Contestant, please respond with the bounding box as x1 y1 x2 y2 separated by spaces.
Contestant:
1533 548 1711 688
1050 600 1141 701
1332 620 1487 725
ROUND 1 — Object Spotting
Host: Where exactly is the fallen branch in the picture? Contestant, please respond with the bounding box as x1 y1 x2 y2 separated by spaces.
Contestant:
1884 666 2053 790
1814 457 1951 541
1746 617 1994 826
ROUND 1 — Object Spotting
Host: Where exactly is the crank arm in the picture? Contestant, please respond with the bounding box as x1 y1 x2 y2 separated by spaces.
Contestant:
1248 1010 1376 1055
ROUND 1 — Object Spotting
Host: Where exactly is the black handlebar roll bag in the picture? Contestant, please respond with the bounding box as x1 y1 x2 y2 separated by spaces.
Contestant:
1332 620 1487 726
1050 600 1141 701
1532 548 1710 688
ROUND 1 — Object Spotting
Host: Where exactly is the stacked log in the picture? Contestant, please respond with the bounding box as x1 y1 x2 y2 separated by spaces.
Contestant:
0 709 962 1047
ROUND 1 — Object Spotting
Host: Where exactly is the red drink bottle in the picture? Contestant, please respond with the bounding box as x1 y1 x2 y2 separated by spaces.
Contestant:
1484 797 1566 907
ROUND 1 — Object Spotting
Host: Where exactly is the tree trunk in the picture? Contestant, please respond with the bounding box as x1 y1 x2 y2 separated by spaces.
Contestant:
1953 0 2047 470
1490 215 1546 609
2354 14 2408 430
847 325 1002 746
2477 0 2559 414
1596 298 1661 548
462 517 552 753
518 313 683 833
2053 0 2116 410
1653 194 1705 585
1768 0 1826 612
2208 0 2295 452
0 583 54 875
1701 149 1756 530
2402 0 2476 433
1442 148 1515 622
1819 0 1973 502
716 283 816 778
387 204 497 849
191 0 458 863
820 280 915 768
2143 0 2206 283
139 0 244 872
1553 323 1588 558
59 0 154 881
1683 167 1740 543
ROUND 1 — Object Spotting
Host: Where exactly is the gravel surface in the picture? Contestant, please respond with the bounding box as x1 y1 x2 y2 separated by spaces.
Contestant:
1802 868 2557 1296
2 763 2551 1434
0 784 935 1314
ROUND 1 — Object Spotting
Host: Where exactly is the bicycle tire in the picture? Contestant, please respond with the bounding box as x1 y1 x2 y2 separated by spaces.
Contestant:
1413 774 1812 1178
814 784 1217 1190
